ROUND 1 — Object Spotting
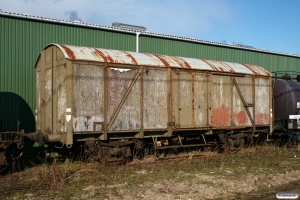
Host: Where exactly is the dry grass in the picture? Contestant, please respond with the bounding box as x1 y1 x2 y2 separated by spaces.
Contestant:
1 145 300 199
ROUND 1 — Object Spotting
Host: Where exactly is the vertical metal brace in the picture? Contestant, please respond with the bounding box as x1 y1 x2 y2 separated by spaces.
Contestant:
166 68 173 137
101 63 108 141
269 77 273 133
107 67 143 131
178 135 182 145
40 50 46 133
202 134 207 144
207 74 212 126
152 136 157 151
252 77 256 132
230 77 234 126
138 67 144 138
66 60 73 146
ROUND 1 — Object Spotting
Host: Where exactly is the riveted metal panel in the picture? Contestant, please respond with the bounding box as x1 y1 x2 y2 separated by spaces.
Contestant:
111 75 141 131
107 67 141 131
72 63 104 132
177 72 194 128
44 67 52 133
55 64 67 133
194 73 208 127
172 70 208 129
255 78 270 125
107 68 137 124
143 68 168 129
232 76 253 126
210 75 231 127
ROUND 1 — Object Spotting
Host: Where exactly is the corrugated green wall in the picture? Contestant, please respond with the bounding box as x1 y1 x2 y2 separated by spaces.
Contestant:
140 36 300 73
1 14 300 133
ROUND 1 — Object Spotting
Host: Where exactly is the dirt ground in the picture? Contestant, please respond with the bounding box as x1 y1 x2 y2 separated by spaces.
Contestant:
1 147 300 199
78 169 300 200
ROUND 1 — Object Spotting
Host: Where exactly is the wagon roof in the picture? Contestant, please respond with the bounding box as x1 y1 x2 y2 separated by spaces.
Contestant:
46 44 271 76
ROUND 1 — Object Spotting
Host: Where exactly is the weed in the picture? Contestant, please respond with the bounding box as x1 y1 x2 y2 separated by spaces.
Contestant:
1 146 300 199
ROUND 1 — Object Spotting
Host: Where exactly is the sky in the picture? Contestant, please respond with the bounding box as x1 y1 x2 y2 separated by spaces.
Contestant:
0 0 299 55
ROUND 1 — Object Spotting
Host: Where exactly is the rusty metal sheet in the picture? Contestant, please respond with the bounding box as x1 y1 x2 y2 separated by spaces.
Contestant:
203 60 236 73
46 44 271 76
242 63 272 76
255 78 270 125
56 64 67 133
177 72 194 128
143 69 168 129
72 64 104 132
210 75 231 127
232 76 253 126
45 67 52 133
108 68 141 131
194 73 208 127
107 68 137 126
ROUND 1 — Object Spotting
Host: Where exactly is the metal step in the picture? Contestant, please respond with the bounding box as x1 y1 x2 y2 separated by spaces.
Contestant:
156 143 212 150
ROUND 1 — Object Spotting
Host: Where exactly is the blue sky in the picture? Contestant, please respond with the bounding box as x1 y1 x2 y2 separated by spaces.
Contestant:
1 0 299 55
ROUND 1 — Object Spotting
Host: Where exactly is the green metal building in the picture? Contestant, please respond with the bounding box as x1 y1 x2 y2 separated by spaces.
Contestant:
1 11 300 133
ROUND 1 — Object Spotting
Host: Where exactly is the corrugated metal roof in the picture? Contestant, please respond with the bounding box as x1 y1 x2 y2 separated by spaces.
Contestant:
49 44 271 76
1 10 299 58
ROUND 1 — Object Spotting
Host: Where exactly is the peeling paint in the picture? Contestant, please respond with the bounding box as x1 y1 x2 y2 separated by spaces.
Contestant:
154 54 170 67
60 44 76 59
122 51 138 65
170 56 192 68
212 104 230 126
92 49 114 63
255 113 270 125
255 78 270 125
234 110 247 125
73 116 104 132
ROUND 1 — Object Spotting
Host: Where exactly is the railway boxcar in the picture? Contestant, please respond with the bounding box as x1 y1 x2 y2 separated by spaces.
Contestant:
33 44 272 164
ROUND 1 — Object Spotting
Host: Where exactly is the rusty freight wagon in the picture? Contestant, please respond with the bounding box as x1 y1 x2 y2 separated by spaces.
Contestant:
34 44 272 164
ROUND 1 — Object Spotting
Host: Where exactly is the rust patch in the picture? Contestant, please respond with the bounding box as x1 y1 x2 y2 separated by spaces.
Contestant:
73 105 77 116
255 113 270 125
154 54 170 67
92 49 114 63
170 57 191 69
60 44 76 59
122 51 138 65
211 104 230 126
242 64 259 75
201 60 219 71
234 110 247 125
222 62 235 73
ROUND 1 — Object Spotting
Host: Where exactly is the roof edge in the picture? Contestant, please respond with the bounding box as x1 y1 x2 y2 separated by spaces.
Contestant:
1 10 299 59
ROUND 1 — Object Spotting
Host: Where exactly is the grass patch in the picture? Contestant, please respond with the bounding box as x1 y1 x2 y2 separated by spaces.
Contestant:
0 145 300 199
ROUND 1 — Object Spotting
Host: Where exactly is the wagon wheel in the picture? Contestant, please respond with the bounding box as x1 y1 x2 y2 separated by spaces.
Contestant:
223 138 244 154
286 135 298 148
98 145 131 166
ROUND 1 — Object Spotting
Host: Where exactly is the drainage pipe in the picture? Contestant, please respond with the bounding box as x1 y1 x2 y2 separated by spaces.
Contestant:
136 32 141 52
